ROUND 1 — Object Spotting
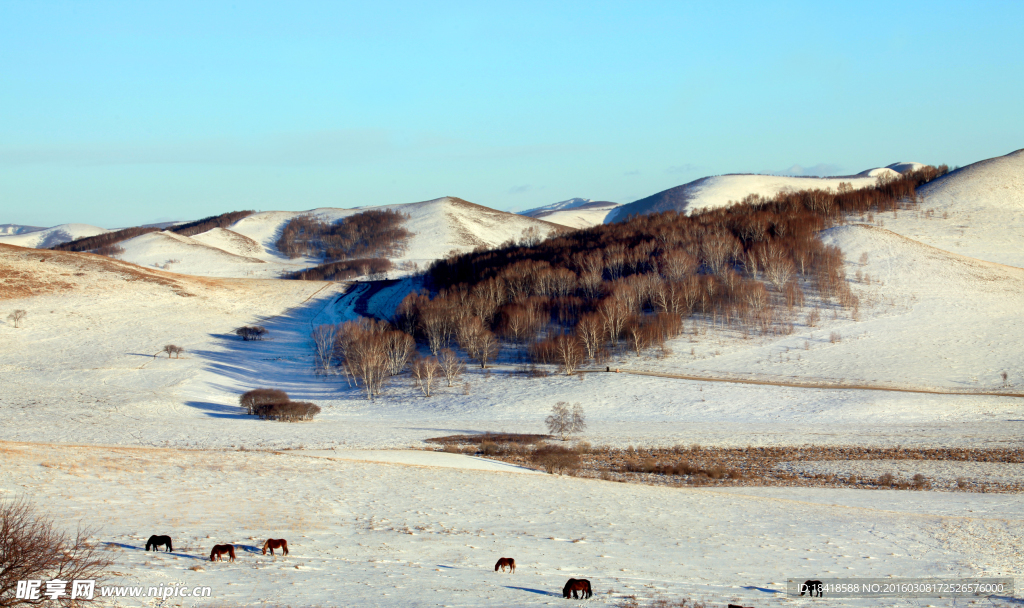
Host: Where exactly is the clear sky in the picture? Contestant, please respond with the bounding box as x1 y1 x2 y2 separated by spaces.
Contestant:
1 1 1022 228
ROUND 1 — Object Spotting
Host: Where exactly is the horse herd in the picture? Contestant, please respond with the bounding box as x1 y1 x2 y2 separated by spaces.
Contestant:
144 537 802 602
144 535 288 561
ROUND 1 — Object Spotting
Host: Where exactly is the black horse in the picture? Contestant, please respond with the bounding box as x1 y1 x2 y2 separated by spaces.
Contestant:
800 579 823 597
146 535 173 552
562 578 592 599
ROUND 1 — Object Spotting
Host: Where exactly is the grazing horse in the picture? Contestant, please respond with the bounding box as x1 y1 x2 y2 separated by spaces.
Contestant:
800 580 823 597
562 578 592 599
145 535 173 552
209 545 236 562
262 539 289 556
494 557 515 573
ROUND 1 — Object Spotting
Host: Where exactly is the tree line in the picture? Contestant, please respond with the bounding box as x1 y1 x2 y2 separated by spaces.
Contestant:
392 166 948 373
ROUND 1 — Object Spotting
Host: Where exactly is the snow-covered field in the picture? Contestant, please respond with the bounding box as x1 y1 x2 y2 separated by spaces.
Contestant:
1 442 1019 607
0 222 109 248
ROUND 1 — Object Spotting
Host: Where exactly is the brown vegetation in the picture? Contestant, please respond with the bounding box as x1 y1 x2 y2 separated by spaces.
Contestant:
235 325 269 341
288 258 393 281
239 388 289 415
253 401 320 422
276 209 411 260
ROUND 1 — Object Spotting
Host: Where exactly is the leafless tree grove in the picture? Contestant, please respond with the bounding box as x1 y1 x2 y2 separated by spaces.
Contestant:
1 497 112 608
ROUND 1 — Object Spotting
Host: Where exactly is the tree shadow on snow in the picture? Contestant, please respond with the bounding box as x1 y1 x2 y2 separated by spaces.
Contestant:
505 586 561 597
183 400 249 419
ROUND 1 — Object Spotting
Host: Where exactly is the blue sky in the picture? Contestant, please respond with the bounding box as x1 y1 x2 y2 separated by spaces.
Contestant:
1 1 1022 227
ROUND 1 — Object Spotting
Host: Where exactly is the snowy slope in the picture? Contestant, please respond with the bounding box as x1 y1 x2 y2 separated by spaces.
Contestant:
0 222 108 248
634 224 1024 392
880 148 1024 268
116 231 275 278
606 173 890 222
520 198 620 228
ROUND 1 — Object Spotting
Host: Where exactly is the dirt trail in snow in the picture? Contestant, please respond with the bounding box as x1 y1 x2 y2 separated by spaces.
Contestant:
581 368 1024 398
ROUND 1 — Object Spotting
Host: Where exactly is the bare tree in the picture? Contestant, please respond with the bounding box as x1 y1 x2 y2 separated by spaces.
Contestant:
381 330 415 376
552 334 585 375
545 402 587 441
239 388 289 415
7 310 26 329
437 348 465 387
162 344 183 359
574 313 603 361
1 496 112 607
410 357 441 396
311 324 337 375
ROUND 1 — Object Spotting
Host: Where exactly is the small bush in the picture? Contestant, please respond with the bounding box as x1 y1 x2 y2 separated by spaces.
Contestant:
239 388 289 415
829 331 842 343
235 325 269 341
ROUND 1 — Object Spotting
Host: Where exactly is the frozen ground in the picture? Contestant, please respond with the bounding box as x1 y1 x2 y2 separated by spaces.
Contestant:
1 442 1020 608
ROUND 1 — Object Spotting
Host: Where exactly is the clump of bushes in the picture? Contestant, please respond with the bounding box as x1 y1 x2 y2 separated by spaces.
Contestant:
239 388 289 415
235 325 269 341
238 388 320 422
254 401 321 422
530 444 581 474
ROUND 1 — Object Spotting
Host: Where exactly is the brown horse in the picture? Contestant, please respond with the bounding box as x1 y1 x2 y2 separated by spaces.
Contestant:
262 539 289 556
562 578 592 599
494 557 515 573
209 544 236 562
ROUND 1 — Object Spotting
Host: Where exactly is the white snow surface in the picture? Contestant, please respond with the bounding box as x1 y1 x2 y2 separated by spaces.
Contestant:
0 222 108 248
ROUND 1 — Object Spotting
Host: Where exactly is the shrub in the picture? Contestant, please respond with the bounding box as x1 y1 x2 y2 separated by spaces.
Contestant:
239 389 289 415
253 401 320 422
235 326 269 341
530 444 581 474
545 402 587 440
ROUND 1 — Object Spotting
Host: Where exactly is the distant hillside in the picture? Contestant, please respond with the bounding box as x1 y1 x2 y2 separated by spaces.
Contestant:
605 164 929 223
519 198 619 228
0 223 109 249
0 224 46 236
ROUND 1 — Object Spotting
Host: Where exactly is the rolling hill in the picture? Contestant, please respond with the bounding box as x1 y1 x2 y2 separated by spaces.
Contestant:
518 197 620 228
604 164 928 223
0 223 109 248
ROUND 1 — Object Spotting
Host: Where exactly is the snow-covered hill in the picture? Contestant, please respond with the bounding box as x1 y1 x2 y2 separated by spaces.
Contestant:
0 222 108 248
0 223 45 236
605 164 928 222
519 198 619 228
880 148 1024 268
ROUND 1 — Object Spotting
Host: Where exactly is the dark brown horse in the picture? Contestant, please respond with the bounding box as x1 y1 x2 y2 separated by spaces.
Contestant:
800 580 823 597
145 535 173 552
209 544 236 562
562 578 592 599
262 539 289 556
494 557 515 573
